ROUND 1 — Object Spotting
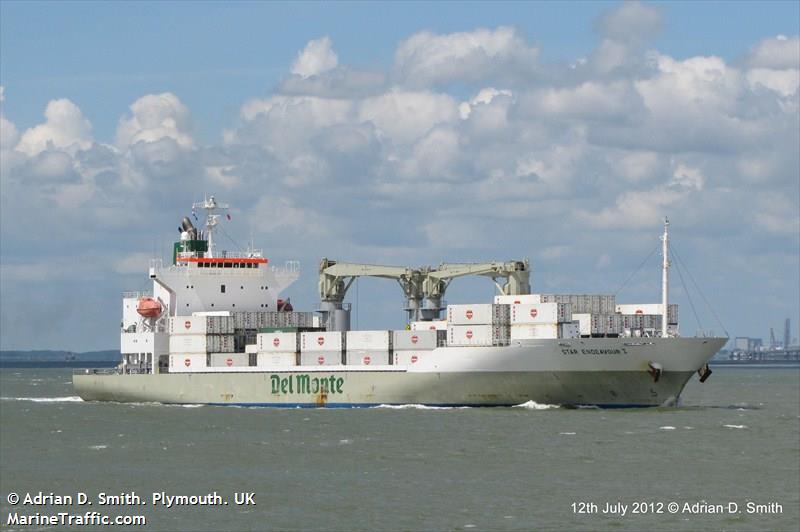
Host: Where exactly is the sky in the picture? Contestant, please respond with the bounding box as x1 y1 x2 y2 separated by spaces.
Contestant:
1 0 798 351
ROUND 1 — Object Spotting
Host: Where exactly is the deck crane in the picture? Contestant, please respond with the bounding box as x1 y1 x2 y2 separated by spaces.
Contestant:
317 258 531 330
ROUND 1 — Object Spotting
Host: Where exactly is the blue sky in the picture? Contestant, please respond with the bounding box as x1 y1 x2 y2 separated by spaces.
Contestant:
1 1 798 350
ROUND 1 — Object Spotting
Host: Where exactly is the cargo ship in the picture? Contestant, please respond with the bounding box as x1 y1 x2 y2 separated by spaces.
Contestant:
73 196 725 407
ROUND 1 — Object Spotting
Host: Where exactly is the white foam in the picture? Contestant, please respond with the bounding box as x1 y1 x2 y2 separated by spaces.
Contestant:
659 426 677 430
1 396 83 403
89 445 108 450
559 432 576 435
338 439 352 445
513 400 560 410
723 424 748 429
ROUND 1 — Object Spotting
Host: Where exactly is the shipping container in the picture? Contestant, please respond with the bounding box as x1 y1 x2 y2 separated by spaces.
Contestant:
169 353 207 372
447 304 510 325
346 330 391 350
573 313 623 336
169 315 234 335
510 303 572 325
560 322 580 339
392 330 437 350
257 332 299 353
300 331 344 352
299 351 342 366
447 324 510 346
410 320 447 331
616 304 678 324
208 353 249 367
540 294 616 314
256 352 296 368
206 334 236 353
510 323 558 340
168 334 208 354
393 351 434 365
345 350 390 366
494 294 541 305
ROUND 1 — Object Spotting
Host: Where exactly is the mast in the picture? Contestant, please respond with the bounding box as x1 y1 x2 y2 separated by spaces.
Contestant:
192 195 229 259
661 217 670 338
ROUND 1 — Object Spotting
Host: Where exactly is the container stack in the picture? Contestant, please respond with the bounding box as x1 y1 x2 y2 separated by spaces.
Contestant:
300 331 344 366
168 316 235 355
494 294 541 305
540 294 617 314
509 302 573 340
446 304 510 346
573 313 624 337
256 331 299 367
392 330 437 365
345 330 391 365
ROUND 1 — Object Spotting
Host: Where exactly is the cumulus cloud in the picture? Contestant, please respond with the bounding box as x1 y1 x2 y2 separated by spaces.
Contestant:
394 26 539 87
291 37 339 78
744 35 800 70
591 1 663 75
116 92 194 149
15 99 93 156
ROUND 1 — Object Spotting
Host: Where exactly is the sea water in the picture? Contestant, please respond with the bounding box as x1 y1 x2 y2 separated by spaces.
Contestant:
0 367 797 531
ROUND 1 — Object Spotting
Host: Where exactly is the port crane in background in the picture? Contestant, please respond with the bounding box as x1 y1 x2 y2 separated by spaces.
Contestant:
318 258 531 331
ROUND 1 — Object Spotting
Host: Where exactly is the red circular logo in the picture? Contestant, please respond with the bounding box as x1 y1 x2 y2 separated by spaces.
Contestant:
466 310 474 319
635 309 644 315
184 320 191 329
466 330 473 339
317 356 325 365
411 335 418 344
429 325 436 330
184 358 191 367
317 337 325 346
530 308 538 318
364 356 371 365
273 338 280 347
226 358 233 367
411 355 418 363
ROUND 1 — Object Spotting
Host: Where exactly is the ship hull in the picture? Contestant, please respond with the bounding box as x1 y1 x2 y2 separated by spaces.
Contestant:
73 337 725 407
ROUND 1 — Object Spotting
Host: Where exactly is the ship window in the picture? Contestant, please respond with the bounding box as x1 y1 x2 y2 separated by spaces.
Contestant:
224 262 232 268
221 284 226 293
240 286 244 290
254 264 259 268
234 263 239 268
198 262 203 268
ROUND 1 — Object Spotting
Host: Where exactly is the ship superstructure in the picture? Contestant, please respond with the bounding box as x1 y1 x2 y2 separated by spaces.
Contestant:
75 197 724 407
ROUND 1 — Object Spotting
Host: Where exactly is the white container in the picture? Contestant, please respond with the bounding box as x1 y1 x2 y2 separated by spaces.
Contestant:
573 313 592 336
209 353 249 367
169 334 207 354
510 323 558 340
410 320 447 331
257 332 299 353
510 303 572 325
169 353 206 372
170 316 208 335
299 351 342 366
393 351 433 365
257 352 296 367
447 304 510 325
206 335 235 353
559 322 580 339
494 294 541 305
616 304 678 324
300 331 344 352
346 330 391 350
245 344 259 354
392 330 437 350
345 350 390 366
447 324 509 346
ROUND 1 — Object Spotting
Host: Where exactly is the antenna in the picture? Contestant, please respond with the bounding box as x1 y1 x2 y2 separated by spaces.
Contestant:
192 195 229 258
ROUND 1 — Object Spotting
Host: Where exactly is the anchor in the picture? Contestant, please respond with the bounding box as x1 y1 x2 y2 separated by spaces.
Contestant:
647 361 663 383
697 363 712 383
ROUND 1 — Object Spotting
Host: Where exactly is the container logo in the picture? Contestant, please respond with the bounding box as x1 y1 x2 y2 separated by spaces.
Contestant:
466 310 474 320
184 320 191 330
317 336 325 346
184 358 191 367
363 356 371 365
411 355 418 364
226 358 233 367
317 356 325 365
273 338 280 347
411 335 418 344
635 309 643 314
429 326 436 330
466 330 473 339
530 308 538 318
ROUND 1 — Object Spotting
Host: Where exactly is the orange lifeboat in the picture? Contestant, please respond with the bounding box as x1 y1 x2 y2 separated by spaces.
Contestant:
137 297 162 318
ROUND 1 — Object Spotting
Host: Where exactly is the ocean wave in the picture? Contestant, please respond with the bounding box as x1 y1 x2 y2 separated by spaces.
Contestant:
513 400 560 410
1 396 83 403
659 426 677 430
723 424 748 429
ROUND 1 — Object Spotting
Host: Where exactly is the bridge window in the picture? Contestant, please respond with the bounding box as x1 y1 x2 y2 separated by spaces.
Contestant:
220 284 226 293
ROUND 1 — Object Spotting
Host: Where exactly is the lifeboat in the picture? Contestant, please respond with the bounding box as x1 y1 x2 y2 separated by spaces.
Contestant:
137 297 162 318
